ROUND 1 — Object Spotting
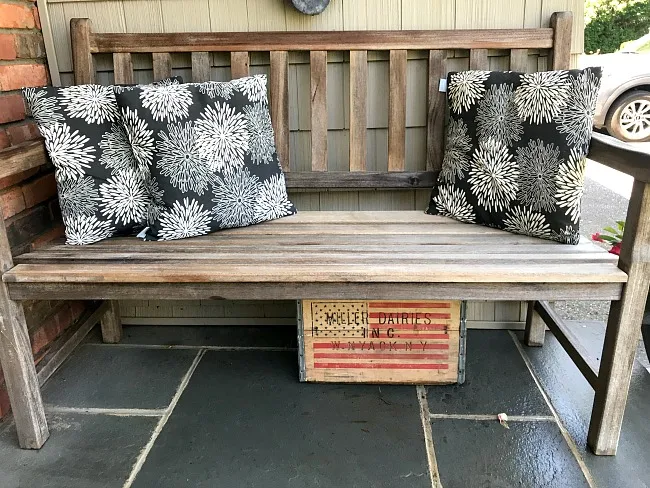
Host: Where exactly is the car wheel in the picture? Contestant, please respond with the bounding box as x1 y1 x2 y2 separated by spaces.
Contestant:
605 90 650 143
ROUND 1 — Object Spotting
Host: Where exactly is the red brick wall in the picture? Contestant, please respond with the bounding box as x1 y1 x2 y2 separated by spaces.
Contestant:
0 1 87 419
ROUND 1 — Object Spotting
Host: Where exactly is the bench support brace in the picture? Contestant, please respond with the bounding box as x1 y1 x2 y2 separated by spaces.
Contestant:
100 301 122 343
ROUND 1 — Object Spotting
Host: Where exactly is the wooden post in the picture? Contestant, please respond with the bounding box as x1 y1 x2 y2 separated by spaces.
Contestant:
588 179 650 455
549 12 572 71
100 301 123 343
524 301 546 346
0 206 49 449
71 18 95 84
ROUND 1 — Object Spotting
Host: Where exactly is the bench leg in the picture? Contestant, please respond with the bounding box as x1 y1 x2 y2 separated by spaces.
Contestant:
0 289 49 449
587 271 648 455
524 301 546 346
588 179 650 455
100 301 122 343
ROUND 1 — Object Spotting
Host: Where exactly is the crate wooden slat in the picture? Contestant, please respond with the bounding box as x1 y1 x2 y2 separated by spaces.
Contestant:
299 299 462 384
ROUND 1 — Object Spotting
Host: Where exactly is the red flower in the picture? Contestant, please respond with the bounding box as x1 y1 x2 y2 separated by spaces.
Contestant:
592 232 604 242
609 242 621 256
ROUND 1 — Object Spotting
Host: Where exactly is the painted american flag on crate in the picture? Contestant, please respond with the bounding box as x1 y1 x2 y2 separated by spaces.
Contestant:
301 300 461 384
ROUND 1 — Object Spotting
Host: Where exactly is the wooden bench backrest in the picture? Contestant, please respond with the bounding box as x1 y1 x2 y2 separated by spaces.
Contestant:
70 12 573 192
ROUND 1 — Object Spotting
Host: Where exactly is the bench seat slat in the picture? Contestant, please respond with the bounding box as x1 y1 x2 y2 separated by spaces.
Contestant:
5 212 626 288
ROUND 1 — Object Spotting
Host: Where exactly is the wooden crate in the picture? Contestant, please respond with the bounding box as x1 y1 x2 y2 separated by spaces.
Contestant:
299 300 465 384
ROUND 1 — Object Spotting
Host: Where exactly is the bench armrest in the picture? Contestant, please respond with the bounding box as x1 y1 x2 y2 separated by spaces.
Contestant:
0 140 48 181
588 132 650 182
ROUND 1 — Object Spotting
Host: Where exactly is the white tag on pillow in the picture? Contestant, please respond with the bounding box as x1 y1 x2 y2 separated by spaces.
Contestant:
136 227 149 240
439 78 448 92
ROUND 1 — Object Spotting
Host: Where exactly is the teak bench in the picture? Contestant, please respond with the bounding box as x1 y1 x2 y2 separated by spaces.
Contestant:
0 11 649 457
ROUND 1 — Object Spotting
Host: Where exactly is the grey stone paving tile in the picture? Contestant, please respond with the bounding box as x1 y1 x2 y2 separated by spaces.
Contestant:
42 344 197 409
426 330 550 416
0 413 156 488
519 330 650 488
431 418 590 488
132 351 431 488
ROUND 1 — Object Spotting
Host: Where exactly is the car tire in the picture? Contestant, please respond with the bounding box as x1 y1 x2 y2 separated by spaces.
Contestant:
605 90 650 143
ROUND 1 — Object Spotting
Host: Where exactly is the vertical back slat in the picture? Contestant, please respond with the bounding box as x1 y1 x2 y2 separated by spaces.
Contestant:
71 18 95 84
152 53 172 80
310 50 328 172
113 53 134 84
230 52 250 79
549 12 573 70
191 52 211 82
388 49 407 172
510 49 528 72
349 50 367 172
469 49 489 70
270 51 290 172
426 50 448 172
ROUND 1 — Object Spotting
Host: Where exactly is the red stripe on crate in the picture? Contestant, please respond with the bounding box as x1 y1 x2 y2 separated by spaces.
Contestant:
314 362 450 370
313 343 450 350
313 353 449 360
369 302 452 309
375 333 449 340
367 322 448 330
368 312 451 319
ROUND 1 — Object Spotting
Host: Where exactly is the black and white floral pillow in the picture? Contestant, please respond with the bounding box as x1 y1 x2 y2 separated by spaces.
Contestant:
426 68 602 244
23 78 183 245
114 75 296 241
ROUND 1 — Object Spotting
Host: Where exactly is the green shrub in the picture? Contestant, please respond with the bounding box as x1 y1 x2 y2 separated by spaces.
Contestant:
585 0 650 54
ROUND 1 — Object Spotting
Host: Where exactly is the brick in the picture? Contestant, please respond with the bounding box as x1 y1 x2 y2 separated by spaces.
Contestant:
0 167 39 190
0 3 36 29
0 33 17 60
0 185 26 219
0 93 26 124
5 203 52 248
30 223 64 250
22 172 56 208
32 5 41 30
0 129 9 150
31 303 71 356
6 121 40 145
0 63 48 91
15 32 45 59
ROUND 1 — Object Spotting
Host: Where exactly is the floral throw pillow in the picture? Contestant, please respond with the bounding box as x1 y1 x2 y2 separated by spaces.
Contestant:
23 78 183 245
114 75 296 241
426 68 602 244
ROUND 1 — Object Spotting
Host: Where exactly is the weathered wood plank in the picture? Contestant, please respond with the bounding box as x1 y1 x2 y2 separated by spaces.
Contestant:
0 205 48 449
191 51 210 82
510 48 528 72
90 29 556 53
100 300 122 344
426 50 448 171
349 50 367 172
285 170 436 189
310 50 328 172
152 52 172 80
5 282 623 302
549 11 572 70
0 141 48 180
469 48 489 70
524 300 546 346
270 51 290 171
71 18 94 84
112 52 134 84
388 49 407 172
588 179 650 455
230 51 249 79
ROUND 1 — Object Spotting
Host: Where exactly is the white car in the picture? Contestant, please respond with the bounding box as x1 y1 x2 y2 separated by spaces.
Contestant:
584 52 650 143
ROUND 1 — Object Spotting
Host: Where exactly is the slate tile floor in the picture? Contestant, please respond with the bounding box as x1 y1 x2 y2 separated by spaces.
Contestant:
0 324 648 488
